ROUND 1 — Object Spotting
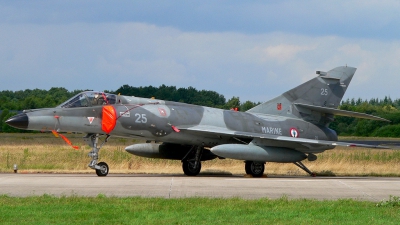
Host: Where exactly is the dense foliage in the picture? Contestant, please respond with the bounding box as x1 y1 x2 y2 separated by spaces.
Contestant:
330 97 400 137
0 87 82 133
1 85 399 137
115 84 228 108
0 85 259 133
0 87 82 110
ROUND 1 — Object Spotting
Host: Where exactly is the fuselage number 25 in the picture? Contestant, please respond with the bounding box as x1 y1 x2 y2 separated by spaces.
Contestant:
321 88 328 95
135 113 147 123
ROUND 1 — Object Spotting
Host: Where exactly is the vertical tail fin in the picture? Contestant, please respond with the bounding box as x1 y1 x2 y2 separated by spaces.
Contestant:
247 66 357 124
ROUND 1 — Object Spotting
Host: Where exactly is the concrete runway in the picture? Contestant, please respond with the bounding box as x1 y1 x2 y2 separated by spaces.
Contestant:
1 173 400 201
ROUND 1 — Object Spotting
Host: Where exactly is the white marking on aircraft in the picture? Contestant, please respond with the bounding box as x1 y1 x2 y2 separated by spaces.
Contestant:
261 126 282 135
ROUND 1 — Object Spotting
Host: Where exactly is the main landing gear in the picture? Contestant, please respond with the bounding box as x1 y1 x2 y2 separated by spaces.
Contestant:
181 146 203 176
85 134 110 177
245 161 265 177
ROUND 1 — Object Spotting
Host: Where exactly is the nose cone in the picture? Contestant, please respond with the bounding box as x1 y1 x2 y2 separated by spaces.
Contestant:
5 113 29 129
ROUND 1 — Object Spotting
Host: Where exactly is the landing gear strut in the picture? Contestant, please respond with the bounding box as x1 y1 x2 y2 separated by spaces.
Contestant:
181 146 203 176
85 134 111 177
245 161 265 177
293 161 316 177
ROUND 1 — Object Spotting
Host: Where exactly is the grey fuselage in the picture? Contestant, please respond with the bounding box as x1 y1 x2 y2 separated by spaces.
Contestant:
23 99 337 154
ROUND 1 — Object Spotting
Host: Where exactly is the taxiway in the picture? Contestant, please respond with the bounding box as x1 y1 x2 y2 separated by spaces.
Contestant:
1 173 399 201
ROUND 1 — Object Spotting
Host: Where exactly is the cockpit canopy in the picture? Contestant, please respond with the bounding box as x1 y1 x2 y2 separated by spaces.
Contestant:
58 91 117 108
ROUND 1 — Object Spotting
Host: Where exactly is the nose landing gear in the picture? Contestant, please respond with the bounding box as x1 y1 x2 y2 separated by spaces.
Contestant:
85 134 111 176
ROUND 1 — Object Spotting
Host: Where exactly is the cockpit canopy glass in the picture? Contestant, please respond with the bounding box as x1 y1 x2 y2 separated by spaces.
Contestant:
58 91 116 108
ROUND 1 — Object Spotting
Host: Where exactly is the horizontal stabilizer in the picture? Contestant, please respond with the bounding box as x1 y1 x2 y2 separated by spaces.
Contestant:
294 103 390 122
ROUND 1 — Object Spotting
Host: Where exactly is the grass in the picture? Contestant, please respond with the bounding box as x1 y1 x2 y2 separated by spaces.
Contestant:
2 134 399 224
1 133 400 176
0 195 399 224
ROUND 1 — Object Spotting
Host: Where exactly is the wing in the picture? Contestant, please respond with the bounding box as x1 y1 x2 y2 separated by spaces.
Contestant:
177 125 390 152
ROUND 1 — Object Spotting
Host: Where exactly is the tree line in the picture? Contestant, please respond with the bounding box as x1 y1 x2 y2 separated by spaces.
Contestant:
0 85 258 132
1 85 400 137
330 97 400 137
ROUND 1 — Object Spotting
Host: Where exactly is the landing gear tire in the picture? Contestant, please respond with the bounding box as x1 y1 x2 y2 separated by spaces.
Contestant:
182 161 201 176
245 161 265 177
95 162 109 177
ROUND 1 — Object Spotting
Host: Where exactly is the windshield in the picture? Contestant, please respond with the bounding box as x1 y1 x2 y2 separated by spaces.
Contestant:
58 91 117 108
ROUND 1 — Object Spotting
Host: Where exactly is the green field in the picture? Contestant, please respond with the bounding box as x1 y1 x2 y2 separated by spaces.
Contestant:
1 134 400 224
0 195 399 224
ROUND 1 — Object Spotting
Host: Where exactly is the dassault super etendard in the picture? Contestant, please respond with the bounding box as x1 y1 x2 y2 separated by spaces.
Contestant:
6 66 390 177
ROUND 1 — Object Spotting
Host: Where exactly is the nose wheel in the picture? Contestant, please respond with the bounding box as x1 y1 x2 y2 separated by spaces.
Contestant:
95 162 109 176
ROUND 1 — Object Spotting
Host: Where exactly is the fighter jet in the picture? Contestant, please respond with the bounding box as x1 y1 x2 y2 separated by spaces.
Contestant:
6 66 390 177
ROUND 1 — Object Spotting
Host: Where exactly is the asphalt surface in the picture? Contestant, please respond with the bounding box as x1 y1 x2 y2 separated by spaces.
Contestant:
1 173 399 201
